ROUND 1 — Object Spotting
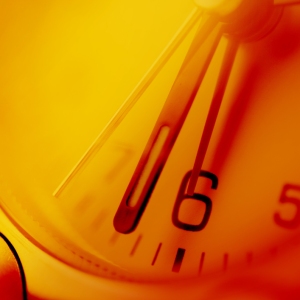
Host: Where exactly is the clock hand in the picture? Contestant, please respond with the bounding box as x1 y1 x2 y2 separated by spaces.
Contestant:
209 62 257 179
187 37 239 196
187 2 288 195
53 7 202 198
187 1 289 195
114 15 224 234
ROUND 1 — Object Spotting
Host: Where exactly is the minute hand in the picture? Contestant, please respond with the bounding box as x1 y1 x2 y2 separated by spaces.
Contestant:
114 16 224 234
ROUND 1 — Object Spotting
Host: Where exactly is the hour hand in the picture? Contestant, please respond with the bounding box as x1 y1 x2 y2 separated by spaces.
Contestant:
114 16 224 234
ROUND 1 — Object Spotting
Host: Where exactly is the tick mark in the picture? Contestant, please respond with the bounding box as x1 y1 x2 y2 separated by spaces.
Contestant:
130 235 142 256
198 252 205 275
90 210 107 231
109 232 120 245
105 143 134 183
172 248 185 273
74 196 93 214
223 253 228 271
151 243 162 266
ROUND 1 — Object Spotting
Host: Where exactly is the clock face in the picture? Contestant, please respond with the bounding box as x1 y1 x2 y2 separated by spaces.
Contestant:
1 0 300 298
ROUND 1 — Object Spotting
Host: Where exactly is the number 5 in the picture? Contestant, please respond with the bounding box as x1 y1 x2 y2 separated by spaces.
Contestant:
274 184 300 229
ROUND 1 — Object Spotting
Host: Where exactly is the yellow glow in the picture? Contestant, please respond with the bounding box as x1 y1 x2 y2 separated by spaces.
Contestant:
194 0 243 16
1 1 300 300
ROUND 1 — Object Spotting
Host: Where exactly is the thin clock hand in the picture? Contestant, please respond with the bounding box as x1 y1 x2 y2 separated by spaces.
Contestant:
187 0 294 196
53 7 202 198
187 0 292 195
187 37 239 196
114 15 224 234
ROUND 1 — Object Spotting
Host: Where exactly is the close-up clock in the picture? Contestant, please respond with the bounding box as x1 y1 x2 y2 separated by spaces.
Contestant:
1 0 300 299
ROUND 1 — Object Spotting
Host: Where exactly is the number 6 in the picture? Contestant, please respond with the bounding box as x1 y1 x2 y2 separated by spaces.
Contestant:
172 170 218 232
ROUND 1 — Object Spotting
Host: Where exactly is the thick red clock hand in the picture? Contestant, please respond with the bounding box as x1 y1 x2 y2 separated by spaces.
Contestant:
114 16 224 234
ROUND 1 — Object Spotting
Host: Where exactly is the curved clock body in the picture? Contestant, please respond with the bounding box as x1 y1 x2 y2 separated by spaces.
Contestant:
0 1 300 299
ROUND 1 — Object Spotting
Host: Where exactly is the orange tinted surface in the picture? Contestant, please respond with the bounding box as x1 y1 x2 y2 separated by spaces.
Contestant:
0 1 300 300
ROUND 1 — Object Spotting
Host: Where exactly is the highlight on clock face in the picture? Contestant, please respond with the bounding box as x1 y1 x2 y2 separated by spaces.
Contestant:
1 0 300 299
194 0 243 15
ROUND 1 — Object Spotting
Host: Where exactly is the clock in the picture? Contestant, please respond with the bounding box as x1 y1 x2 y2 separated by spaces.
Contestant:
1 0 300 299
